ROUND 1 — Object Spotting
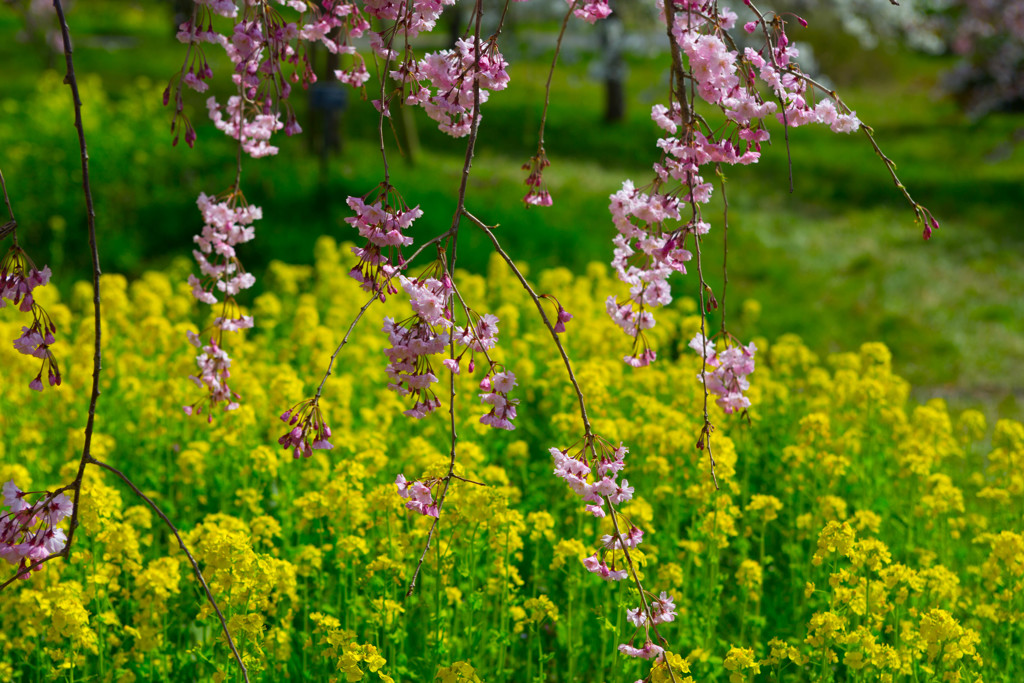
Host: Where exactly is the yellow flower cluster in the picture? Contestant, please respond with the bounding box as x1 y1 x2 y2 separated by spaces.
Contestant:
308 613 394 682
0 241 1021 681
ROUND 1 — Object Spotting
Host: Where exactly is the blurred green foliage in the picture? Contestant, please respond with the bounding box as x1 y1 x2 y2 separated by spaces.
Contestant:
0 0 1021 417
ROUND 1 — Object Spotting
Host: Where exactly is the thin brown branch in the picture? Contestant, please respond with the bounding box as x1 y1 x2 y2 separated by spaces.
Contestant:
718 165 729 337
405 226 456 266
535 1 578 151
51 0 101 563
663 0 693 124
465 211 677 681
88 458 250 683
0 220 16 243
407 0 511 597
0 167 17 244
463 209 593 436
691 229 720 491
313 292 379 400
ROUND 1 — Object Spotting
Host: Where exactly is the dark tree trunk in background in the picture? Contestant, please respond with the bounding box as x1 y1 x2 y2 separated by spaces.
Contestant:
308 43 348 180
600 5 626 122
448 0 463 48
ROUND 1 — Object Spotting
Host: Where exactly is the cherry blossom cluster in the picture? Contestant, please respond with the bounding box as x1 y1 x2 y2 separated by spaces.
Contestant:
619 591 677 659
304 0 371 87
605 4 866 366
183 191 259 418
207 96 285 158
170 0 371 154
539 294 574 334
452 312 520 430
606 178 702 367
278 398 334 459
1 481 72 580
382 266 519 429
452 312 499 353
673 8 860 134
166 0 514 152
477 370 518 430
383 273 454 419
189 192 259 318
363 0 456 42
165 0 512 147
571 0 613 24
399 37 510 137
345 185 423 299
171 1 305 154
521 150 553 207
1 245 60 391
551 438 633 519
394 474 439 518
184 332 240 418
581 554 627 581
551 437 646 589
689 333 757 414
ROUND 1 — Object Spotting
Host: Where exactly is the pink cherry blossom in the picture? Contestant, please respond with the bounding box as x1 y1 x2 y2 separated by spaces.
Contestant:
649 591 677 624
618 640 665 660
479 370 519 430
2 481 27 514
689 333 757 414
1 246 61 390
399 38 509 137
1 484 73 581
572 0 612 24
582 554 628 581
184 337 240 419
346 188 422 298
278 398 335 459
454 313 499 352
395 474 439 517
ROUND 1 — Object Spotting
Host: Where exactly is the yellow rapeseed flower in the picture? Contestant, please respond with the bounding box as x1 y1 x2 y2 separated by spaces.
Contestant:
723 646 760 683
812 521 856 566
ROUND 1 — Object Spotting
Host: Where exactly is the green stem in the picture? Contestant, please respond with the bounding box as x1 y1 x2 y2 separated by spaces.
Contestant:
612 580 625 682
434 517 444 671
497 527 511 680
537 621 545 681
703 502 721 648
526 627 533 683
567 589 575 682
302 578 309 673
757 520 766 631
740 591 749 645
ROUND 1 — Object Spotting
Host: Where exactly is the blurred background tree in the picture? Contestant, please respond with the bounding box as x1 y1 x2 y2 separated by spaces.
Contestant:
791 0 1024 117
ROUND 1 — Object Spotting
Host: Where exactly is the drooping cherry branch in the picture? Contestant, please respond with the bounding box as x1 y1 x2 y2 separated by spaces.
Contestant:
0 3 250 680
464 209 681 675
0 2 946 682
406 0 502 598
